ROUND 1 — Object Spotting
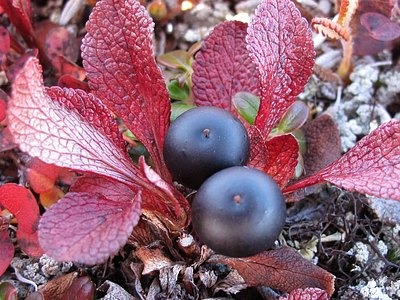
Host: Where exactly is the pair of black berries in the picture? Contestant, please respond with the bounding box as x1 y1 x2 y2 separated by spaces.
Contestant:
163 107 286 257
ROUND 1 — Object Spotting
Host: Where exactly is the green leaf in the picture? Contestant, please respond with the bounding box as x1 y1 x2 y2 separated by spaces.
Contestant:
232 92 260 125
170 102 196 122
167 80 191 101
277 101 309 133
157 50 191 71
292 129 307 155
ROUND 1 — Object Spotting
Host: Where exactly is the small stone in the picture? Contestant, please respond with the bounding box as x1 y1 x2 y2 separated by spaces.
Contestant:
367 197 400 225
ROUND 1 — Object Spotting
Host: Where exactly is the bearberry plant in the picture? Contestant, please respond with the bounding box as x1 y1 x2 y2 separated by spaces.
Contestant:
2 0 400 297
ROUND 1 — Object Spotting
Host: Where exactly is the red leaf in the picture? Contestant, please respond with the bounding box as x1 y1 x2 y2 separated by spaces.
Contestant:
247 126 268 170
0 0 35 46
0 228 14 276
17 230 43 257
0 26 10 68
0 183 43 257
247 0 315 136
0 88 8 123
280 287 329 300
6 50 37 82
25 158 62 193
352 0 395 55
81 0 171 180
8 57 147 189
209 247 335 297
0 183 39 233
58 75 90 92
55 56 86 80
139 157 190 228
192 21 259 111
360 12 400 41
44 26 79 65
284 120 400 201
0 127 17 152
264 135 298 188
39 177 141 264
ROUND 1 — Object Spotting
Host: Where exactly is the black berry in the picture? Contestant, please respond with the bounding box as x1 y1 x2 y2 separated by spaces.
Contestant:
163 106 250 189
191 166 286 257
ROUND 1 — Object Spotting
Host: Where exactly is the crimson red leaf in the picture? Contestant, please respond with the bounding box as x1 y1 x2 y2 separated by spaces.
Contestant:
0 26 10 68
39 178 141 264
284 120 400 201
0 0 35 46
0 228 14 276
8 57 147 189
209 247 335 297
247 0 315 136
58 74 90 92
55 56 86 79
0 88 8 123
247 125 267 170
264 135 299 188
0 183 39 233
81 0 171 180
280 287 329 300
0 183 43 257
192 21 259 111
360 12 400 42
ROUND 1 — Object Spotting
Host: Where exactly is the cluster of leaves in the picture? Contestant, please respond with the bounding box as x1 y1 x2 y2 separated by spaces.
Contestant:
1 0 400 298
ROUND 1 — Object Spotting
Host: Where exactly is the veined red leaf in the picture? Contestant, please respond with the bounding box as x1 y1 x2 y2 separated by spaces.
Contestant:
247 0 315 136
280 287 329 300
39 177 141 264
81 0 171 180
0 183 43 257
0 0 35 46
192 21 259 111
284 120 400 201
208 247 335 297
0 228 14 276
8 57 148 189
265 135 298 188
247 126 267 170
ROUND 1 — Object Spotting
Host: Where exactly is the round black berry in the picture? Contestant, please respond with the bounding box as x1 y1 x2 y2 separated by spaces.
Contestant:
191 166 286 257
163 106 250 189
